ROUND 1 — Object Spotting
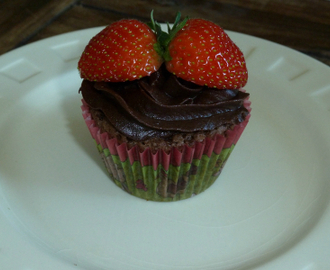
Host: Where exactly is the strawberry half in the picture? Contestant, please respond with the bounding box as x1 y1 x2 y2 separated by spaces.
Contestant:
165 19 248 89
78 19 163 82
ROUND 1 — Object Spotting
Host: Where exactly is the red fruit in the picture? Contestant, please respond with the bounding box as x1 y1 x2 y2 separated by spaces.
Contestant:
78 19 163 82
165 19 248 89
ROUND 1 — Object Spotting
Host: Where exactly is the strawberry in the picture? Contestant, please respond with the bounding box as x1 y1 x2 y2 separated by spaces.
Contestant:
78 19 163 82
78 13 248 89
165 19 248 89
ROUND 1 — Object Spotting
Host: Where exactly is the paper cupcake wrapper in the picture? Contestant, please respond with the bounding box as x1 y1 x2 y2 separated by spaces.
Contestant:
81 99 251 202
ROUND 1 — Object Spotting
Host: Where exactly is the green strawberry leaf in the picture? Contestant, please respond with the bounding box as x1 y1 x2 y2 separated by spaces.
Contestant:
148 10 188 61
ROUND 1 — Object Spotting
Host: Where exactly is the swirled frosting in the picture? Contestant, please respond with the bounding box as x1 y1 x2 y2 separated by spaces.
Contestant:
80 65 249 141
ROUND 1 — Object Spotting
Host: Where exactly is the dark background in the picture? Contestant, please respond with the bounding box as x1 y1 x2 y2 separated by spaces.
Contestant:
1 0 329 66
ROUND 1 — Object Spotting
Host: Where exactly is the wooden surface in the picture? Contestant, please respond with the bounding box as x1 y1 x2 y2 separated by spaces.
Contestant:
1 0 329 66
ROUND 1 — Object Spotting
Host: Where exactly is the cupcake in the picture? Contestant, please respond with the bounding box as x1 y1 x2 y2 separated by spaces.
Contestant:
78 13 251 201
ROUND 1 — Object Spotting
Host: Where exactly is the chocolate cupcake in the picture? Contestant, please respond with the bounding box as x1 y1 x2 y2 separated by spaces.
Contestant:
78 13 251 201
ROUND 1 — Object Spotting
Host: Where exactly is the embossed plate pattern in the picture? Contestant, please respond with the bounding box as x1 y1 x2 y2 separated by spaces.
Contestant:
0 27 330 270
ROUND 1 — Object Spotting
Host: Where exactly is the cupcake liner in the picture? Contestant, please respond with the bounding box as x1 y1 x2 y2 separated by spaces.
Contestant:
81 99 250 202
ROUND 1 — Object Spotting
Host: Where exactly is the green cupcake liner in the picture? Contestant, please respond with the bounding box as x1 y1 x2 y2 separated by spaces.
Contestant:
96 140 235 202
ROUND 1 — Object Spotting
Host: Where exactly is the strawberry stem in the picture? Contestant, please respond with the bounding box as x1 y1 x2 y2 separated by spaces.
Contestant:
147 11 188 62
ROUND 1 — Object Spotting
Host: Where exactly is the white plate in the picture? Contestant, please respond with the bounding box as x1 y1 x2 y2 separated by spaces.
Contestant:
1 26 330 270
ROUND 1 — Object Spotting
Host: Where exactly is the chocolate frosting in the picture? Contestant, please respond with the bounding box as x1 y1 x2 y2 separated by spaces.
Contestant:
80 65 249 141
